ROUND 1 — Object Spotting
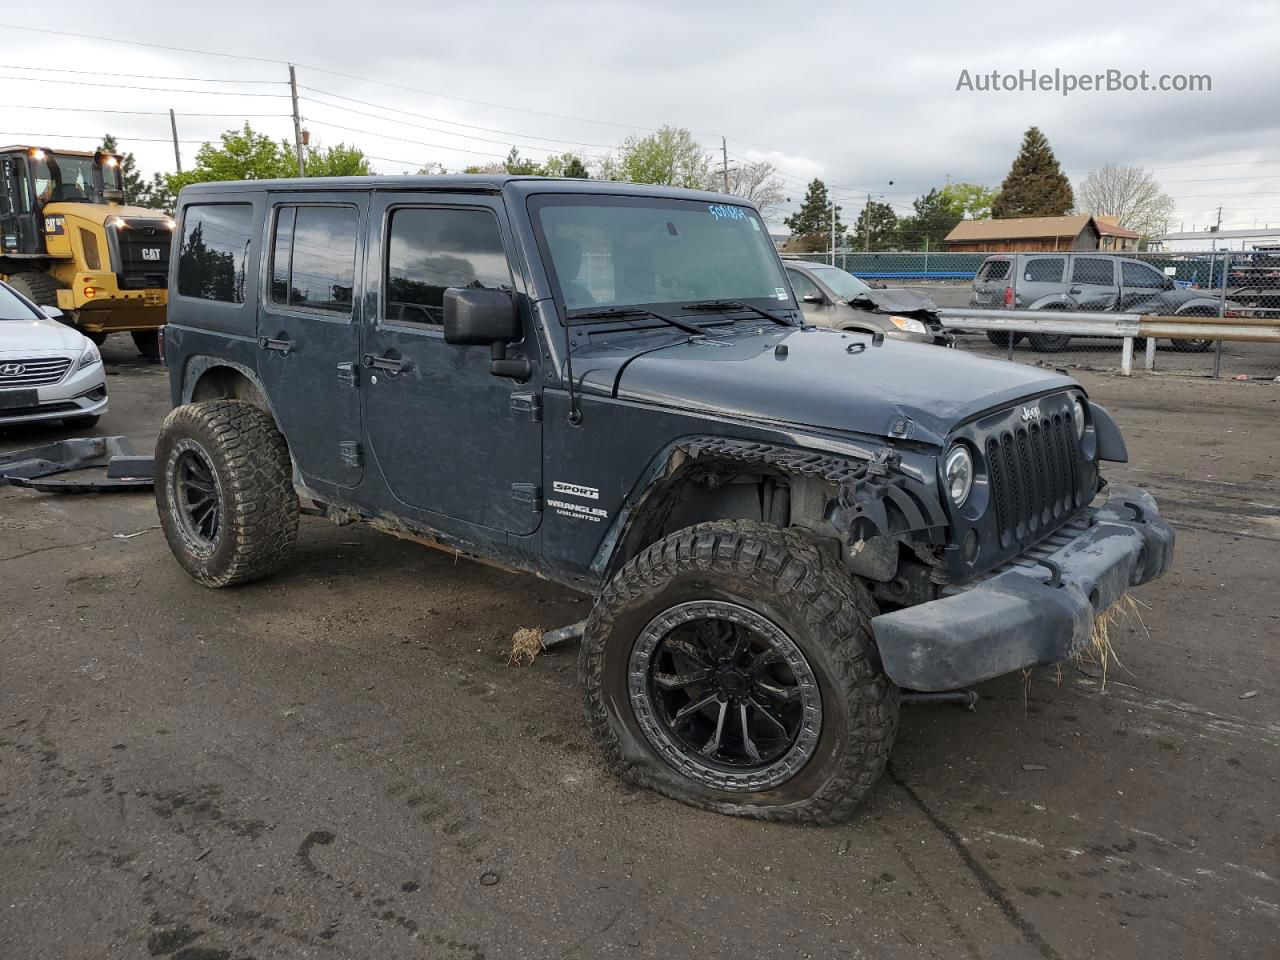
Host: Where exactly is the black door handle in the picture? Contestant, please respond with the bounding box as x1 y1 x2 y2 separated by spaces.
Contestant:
361 353 412 374
258 336 294 355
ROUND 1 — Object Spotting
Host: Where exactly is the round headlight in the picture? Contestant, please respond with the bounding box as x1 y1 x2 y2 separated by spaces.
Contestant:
1072 397 1086 440
944 444 974 507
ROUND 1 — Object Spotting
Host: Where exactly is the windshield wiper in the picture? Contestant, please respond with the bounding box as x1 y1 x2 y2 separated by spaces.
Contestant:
680 299 796 327
568 305 711 337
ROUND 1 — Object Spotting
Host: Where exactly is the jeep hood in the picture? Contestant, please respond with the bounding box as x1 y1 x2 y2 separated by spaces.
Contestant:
574 326 1077 447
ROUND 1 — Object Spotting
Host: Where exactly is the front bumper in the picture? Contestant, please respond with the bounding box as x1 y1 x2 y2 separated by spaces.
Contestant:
872 485 1174 691
0 358 108 425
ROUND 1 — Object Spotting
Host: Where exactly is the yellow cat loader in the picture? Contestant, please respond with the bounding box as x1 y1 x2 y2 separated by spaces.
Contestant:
0 145 171 358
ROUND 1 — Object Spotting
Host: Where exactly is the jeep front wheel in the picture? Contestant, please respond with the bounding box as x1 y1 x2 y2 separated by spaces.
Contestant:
580 520 898 823
155 400 299 587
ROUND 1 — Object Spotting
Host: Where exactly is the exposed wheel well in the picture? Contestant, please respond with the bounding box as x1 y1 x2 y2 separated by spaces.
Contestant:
190 365 268 408
609 459 837 578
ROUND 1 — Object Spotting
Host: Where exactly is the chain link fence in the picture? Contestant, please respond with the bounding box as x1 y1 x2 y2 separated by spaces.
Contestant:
780 249 1280 380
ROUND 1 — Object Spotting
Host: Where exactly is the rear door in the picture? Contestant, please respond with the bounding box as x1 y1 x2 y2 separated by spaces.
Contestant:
255 194 366 491
360 193 542 535
1068 256 1119 310
1020 255 1067 305
971 257 1011 306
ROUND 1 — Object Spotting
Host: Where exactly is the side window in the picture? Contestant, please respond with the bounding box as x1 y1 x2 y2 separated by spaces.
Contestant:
1024 257 1065 283
1122 261 1164 288
978 259 1010 281
178 203 253 303
270 205 358 316
1072 257 1115 286
385 207 512 326
786 268 822 301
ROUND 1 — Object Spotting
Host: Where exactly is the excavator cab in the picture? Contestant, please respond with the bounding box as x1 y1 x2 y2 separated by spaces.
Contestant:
0 146 171 358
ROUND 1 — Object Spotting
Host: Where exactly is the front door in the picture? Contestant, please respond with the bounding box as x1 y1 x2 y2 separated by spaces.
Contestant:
256 195 366 491
361 195 542 535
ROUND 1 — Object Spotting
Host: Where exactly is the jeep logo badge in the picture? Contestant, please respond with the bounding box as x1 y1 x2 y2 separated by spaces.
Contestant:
1021 405 1041 422
1 363 27 376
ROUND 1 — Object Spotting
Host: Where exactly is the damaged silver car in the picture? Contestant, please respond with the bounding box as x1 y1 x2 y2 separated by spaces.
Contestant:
782 260 950 345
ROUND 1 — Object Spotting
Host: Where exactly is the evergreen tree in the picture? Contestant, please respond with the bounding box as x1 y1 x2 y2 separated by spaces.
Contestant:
896 188 964 248
562 155 589 179
784 179 843 251
853 199 897 251
992 127 1073 218
503 147 543 176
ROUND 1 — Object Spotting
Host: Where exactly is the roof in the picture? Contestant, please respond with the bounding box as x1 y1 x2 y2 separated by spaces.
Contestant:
1162 227 1280 241
1092 219 1141 239
944 215 1095 243
179 174 750 207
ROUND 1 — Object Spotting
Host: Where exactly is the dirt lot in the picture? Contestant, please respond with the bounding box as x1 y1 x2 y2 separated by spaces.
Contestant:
2 339 1277 960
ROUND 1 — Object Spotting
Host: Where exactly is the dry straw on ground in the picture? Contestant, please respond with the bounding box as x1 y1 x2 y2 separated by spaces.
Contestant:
508 627 545 666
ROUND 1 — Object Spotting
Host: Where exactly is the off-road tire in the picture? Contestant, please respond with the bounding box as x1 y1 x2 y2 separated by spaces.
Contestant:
155 400 298 587
7 271 62 306
580 519 898 824
131 329 161 361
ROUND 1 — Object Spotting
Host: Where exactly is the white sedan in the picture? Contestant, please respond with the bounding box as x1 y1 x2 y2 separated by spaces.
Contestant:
0 279 107 428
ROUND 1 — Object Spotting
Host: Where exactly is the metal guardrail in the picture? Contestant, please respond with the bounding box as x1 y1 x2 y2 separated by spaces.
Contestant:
938 308 1280 376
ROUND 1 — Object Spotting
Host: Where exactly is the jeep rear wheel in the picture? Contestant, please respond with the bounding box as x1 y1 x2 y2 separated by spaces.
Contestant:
580 520 898 823
155 400 299 587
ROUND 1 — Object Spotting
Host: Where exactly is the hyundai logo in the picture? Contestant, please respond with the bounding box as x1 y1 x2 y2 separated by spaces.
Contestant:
0 363 27 376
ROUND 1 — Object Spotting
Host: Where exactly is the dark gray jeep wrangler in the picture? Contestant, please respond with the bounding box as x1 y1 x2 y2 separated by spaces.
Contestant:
157 175 1174 823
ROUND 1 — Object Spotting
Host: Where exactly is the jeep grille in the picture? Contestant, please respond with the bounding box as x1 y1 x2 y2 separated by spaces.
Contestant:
985 412 1083 551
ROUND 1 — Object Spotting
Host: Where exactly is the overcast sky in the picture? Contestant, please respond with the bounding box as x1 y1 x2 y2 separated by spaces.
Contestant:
2 0 1277 234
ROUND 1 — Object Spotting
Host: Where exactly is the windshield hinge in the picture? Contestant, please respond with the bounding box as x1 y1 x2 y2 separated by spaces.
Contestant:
510 392 542 422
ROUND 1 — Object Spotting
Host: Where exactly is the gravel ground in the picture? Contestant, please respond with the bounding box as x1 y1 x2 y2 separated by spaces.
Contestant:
1 337 1277 960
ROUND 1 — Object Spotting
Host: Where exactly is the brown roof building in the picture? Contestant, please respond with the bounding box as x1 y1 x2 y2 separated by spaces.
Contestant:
944 215 1141 253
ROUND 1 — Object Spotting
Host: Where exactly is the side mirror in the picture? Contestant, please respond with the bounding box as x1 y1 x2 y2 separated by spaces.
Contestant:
442 287 528 379
40 305 63 320
801 292 825 304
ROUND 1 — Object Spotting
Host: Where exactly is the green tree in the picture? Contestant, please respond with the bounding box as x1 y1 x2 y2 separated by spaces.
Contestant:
609 126 710 189
304 142 372 177
939 182 998 221
783 178 843 251
852 199 898 251
992 127 1073 218
503 147 543 176
896 188 964 248
542 152 589 179
169 124 293 195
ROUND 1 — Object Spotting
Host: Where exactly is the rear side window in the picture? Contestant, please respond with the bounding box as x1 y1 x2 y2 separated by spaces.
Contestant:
178 203 253 303
270 205 358 315
1122 261 1164 288
978 259 1010 281
1024 257 1065 283
384 207 511 326
1072 257 1115 285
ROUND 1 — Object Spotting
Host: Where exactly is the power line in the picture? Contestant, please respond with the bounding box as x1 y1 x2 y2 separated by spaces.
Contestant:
299 87 616 149
0 73 288 97
6 104 290 118
0 130 210 144
305 119 522 162
0 63 285 84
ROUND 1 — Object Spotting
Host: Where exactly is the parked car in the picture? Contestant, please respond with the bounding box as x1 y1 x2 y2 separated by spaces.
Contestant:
155 175 1173 824
782 260 949 344
971 253 1231 352
0 279 106 428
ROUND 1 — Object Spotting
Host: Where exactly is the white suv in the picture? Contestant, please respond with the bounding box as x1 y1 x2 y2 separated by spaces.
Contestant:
0 280 107 428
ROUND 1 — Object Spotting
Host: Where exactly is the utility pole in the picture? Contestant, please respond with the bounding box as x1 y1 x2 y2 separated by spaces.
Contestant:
864 192 872 252
721 136 729 193
168 108 183 173
1215 205 1223 231
288 64 305 177
830 199 837 265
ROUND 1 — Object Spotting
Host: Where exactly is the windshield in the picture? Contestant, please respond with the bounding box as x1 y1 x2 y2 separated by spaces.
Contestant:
0 283 40 321
531 194 793 315
809 265 872 300
30 152 98 204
